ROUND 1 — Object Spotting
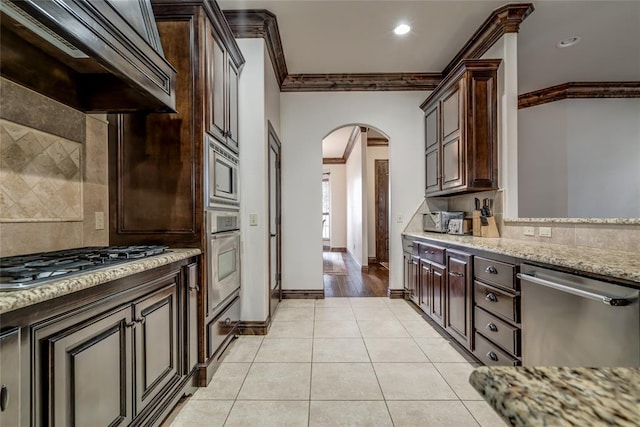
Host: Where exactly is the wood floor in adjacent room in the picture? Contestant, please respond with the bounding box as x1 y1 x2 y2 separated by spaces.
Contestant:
323 251 389 297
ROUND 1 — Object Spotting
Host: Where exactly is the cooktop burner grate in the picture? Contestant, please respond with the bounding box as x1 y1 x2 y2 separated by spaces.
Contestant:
0 245 169 291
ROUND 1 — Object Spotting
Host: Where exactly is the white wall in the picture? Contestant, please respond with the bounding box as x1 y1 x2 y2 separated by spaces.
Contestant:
346 129 366 267
366 145 389 258
519 98 640 218
323 164 347 249
280 91 428 291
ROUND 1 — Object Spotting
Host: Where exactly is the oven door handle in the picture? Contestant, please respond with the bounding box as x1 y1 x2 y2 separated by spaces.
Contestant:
210 230 240 239
517 273 636 307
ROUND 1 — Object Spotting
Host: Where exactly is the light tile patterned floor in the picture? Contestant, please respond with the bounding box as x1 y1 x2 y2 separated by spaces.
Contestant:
168 297 508 426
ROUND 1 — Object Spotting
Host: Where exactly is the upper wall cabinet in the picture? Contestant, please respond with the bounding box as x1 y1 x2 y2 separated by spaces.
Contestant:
205 18 241 152
420 59 501 197
0 0 176 113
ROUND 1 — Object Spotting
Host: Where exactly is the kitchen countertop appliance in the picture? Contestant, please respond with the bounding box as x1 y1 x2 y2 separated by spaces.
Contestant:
0 245 169 291
519 264 639 367
423 211 464 233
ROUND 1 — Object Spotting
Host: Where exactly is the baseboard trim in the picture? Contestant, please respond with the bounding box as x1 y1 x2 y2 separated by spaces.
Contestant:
368 257 377 264
361 265 369 273
387 288 406 299
330 247 347 252
238 319 271 335
281 289 325 299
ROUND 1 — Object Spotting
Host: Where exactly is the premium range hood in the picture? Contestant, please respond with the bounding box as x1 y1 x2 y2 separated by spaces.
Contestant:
0 0 176 113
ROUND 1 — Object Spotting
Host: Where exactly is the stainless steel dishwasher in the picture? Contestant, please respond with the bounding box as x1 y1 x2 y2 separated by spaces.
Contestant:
519 264 640 367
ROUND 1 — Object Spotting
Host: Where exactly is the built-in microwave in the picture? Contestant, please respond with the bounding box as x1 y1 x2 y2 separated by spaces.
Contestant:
207 135 239 208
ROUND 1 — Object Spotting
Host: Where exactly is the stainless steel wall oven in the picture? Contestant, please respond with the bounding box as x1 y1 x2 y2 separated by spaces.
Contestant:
207 135 239 209
207 210 240 314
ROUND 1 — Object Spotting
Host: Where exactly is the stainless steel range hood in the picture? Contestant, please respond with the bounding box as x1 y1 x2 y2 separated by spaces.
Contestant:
0 0 176 113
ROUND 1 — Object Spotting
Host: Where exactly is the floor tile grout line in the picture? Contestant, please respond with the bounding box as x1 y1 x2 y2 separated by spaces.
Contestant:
461 400 488 427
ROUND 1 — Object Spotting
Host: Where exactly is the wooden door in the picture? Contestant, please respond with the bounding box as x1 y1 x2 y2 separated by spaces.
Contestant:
430 263 446 326
445 252 472 349
227 58 239 150
134 281 180 414
375 159 389 263
45 306 133 426
403 252 412 294
206 21 226 141
419 260 431 314
268 122 282 317
441 81 465 191
410 256 420 305
185 262 200 374
424 104 441 194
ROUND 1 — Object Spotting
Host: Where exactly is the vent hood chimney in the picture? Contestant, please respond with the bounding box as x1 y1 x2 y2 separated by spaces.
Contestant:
0 0 176 113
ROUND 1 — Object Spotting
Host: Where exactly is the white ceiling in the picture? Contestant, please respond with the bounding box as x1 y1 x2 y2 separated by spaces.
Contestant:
219 0 640 93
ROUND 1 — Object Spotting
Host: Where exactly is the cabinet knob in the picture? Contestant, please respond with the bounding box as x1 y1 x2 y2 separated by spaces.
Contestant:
486 351 499 362
485 293 498 303
449 272 464 278
190 284 200 292
134 317 146 325
0 384 8 412
485 266 498 274
124 321 136 328
224 318 232 326
486 322 498 332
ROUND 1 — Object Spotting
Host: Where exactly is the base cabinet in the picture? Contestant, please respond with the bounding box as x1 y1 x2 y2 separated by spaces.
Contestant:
0 328 21 426
445 251 473 349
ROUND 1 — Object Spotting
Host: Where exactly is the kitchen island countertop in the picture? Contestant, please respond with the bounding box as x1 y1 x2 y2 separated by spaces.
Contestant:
403 231 640 286
0 248 201 315
469 366 640 426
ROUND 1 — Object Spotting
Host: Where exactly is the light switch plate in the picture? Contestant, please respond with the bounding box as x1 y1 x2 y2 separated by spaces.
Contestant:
524 226 535 236
95 211 105 230
396 215 403 223
539 227 552 238
249 213 258 226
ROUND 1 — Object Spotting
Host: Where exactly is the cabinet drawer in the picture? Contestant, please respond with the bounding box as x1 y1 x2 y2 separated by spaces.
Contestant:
474 333 520 366
420 243 445 265
402 238 419 255
208 296 240 358
474 257 516 290
475 307 520 356
474 282 520 323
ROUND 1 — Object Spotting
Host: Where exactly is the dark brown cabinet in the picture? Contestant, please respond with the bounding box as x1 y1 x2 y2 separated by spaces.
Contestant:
0 328 21 426
430 264 446 327
419 260 431 313
420 59 501 196
445 251 473 349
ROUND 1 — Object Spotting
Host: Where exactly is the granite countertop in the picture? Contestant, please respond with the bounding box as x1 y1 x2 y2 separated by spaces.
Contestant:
469 366 640 426
403 231 640 285
0 248 201 315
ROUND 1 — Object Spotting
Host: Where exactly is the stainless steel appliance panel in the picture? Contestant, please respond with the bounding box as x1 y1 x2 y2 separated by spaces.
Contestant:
520 264 640 367
207 136 239 208
208 230 240 312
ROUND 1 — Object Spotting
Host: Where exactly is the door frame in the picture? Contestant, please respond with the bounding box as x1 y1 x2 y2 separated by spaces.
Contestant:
268 121 282 316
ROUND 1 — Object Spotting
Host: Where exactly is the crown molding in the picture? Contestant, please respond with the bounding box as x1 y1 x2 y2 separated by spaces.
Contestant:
518 82 640 109
442 3 534 76
281 73 442 92
223 9 288 86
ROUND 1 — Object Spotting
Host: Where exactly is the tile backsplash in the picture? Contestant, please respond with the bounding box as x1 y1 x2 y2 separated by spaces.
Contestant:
0 78 109 257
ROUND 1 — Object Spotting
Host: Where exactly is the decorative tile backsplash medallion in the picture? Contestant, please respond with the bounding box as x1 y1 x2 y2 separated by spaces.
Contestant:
0 119 83 222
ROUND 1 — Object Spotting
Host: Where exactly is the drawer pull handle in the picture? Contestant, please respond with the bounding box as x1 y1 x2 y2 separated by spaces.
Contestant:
486 322 498 332
449 272 464 277
486 351 499 362
408 244 414 248
429 251 435 254
224 318 232 326
134 317 146 325
0 385 8 412
190 284 200 292
485 293 498 303
485 266 498 274
124 321 136 328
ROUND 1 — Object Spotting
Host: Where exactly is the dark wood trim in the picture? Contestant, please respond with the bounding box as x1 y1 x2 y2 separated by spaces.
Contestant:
367 137 389 147
237 320 271 335
330 247 347 253
442 3 534 76
343 126 360 160
223 9 287 86
375 159 389 263
323 157 346 165
281 290 325 299
387 288 406 299
518 82 640 109
281 73 442 92
361 266 370 273
368 257 377 264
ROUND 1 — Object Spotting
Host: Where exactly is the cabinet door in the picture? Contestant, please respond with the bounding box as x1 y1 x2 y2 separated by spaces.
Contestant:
430 264 446 326
441 82 465 191
410 256 420 305
0 328 20 427
419 260 431 314
206 21 226 140
227 58 239 150
134 281 180 414
45 306 133 426
424 104 440 195
185 262 200 374
445 253 473 349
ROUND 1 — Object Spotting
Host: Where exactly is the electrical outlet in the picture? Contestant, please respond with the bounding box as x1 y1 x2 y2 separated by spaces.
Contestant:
524 226 535 236
396 214 403 223
539 227 552 238
249 213 258 226
95 212 105 230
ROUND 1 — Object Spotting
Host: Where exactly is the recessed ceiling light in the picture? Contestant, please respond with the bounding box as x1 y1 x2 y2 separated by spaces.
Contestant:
557 36 582 48
394 24 411 36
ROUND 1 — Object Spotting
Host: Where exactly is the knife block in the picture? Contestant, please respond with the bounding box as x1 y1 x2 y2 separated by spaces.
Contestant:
472 210 500 238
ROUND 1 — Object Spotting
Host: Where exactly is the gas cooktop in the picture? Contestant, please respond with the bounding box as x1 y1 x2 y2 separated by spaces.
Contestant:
0 245 169 291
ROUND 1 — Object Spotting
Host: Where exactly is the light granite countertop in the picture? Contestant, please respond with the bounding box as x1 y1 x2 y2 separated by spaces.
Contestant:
469 366 640 426
403 232 640 285
0 248 201 315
